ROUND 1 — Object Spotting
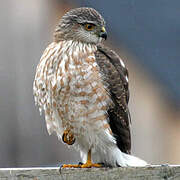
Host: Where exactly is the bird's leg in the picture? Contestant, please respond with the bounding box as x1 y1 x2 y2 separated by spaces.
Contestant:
61 149 102 168
62 129 75 145
80 149 102 168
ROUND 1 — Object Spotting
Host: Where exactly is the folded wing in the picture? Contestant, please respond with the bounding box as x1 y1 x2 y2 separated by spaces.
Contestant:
95 45 131 154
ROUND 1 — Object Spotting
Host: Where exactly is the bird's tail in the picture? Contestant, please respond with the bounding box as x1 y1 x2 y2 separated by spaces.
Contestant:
120 152 148 167
112 147 148 167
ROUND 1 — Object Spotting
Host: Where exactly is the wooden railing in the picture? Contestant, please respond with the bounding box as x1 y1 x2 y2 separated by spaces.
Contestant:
0 165 180 179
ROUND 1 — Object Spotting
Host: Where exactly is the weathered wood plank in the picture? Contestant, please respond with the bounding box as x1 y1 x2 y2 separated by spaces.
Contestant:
0 165 180 180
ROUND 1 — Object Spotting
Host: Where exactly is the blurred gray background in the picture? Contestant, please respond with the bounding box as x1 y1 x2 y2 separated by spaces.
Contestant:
0 0 179 168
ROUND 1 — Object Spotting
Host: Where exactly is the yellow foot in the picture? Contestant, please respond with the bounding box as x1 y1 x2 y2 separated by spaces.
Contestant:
62 130 75 145
61 163 102 168
62 164 80 168
80 162 102 168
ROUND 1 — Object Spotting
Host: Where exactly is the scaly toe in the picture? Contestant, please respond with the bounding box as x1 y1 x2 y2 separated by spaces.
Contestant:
80 163 102 168
62 164 80 168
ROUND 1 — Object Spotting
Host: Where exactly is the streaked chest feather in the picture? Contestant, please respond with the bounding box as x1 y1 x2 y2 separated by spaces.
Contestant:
34 41 112 137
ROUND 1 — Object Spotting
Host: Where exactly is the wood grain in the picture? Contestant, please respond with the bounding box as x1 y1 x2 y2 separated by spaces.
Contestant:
0 165 180 180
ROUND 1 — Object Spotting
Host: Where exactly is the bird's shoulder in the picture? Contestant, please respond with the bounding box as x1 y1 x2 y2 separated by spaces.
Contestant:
95 44 129 103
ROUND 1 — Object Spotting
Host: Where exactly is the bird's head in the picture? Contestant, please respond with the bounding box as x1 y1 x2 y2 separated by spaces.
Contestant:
54 7 107 44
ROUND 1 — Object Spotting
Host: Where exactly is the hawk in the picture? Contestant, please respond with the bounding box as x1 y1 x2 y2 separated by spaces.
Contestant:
33 7 147 167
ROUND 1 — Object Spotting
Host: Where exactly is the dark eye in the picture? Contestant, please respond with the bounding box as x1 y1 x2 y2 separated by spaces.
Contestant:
84 23 95 31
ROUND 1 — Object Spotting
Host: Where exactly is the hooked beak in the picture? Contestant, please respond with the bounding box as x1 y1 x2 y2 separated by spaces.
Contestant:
99 27 107 40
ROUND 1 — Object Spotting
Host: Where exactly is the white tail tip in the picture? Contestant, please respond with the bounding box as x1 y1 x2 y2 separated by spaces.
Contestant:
120 152 148 167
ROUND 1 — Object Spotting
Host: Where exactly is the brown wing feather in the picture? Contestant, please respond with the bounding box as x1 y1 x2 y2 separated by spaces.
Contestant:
95 44 131 154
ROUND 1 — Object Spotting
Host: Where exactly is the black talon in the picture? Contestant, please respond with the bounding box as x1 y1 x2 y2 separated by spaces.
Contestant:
69 137 76 145
78 162 83 165
62 133 65 143
59 164 63 174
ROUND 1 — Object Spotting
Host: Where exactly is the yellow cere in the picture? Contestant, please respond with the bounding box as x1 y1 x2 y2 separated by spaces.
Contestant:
101 27 106 32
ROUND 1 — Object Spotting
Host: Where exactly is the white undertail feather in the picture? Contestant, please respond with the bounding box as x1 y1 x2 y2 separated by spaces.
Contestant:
112 149 147 167
33 40 147 167
120 152 147 166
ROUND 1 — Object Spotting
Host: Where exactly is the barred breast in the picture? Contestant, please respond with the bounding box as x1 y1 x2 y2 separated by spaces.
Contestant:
33 40 112 146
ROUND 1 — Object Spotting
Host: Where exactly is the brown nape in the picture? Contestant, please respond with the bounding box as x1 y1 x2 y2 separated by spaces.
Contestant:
53 28 64 42
53 23 80 43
